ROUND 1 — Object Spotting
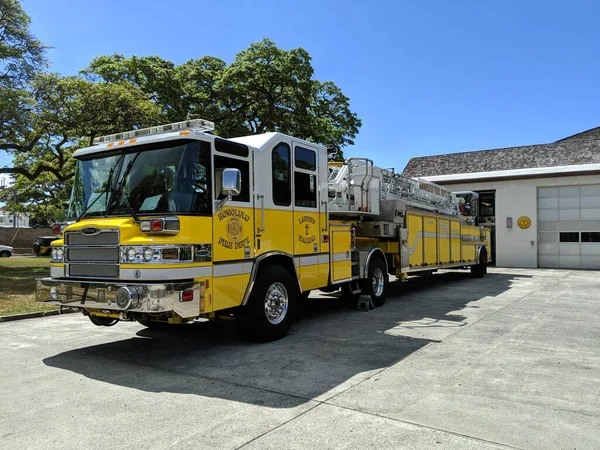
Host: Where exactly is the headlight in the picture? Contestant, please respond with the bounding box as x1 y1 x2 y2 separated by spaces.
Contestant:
143 247 153 262
120 245 210 263
51 247 63 262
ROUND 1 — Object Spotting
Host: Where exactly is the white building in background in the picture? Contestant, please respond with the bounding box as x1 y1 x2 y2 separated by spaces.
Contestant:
402 127 600 270
0 208 30 228
0 174 11 188
0 208 30 227
0 175 30 228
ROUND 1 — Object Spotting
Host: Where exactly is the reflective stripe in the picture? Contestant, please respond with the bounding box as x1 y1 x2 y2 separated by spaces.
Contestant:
213 262 253 278
294 254 330 267
120 266 212 280
317 254 330 265
299 255 318 267
333 252 350 262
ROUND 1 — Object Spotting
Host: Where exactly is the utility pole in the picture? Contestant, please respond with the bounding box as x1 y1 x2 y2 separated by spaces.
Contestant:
13 189 17 228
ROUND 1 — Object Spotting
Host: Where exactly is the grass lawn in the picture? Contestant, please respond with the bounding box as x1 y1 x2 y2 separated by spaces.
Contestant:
0 257 57 316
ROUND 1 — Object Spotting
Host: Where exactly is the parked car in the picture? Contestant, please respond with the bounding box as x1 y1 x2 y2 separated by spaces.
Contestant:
34 236 59 256
0 245 12 257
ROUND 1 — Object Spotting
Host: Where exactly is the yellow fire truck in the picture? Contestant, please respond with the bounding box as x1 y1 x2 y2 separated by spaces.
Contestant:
37 119 490 341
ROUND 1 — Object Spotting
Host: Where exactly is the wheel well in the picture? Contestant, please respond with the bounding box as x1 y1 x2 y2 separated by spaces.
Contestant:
364 248 388 277
242 254 300 306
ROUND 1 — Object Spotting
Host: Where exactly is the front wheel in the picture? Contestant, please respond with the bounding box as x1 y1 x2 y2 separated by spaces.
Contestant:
0 251 11 258
237 265 296 342
360 257 388 307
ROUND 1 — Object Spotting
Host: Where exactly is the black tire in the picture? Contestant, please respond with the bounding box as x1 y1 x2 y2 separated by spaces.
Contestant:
302 290 311 300
0 251 11 258
237 265 296 342
360 257 388 307
471 250 487 278
89 316 119 326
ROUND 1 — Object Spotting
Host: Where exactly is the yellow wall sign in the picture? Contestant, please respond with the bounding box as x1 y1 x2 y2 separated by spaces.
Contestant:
517 216 531 229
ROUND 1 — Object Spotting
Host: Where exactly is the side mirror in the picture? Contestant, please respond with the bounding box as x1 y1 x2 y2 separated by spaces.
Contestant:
222 168 241 196
216 168 242 211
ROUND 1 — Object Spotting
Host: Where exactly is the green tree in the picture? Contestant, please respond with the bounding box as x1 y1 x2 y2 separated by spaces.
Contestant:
0 0 46 86
0 0 48 156
85 39 361 152
0 74 161 223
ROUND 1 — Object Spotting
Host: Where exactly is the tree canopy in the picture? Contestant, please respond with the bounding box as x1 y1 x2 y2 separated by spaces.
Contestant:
84 38 361 148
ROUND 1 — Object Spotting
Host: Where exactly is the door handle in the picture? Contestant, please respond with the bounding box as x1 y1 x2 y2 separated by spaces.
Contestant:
321 199 328 232
257 194 265 233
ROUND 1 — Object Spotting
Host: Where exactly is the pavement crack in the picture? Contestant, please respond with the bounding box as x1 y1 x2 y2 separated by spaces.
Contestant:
321 403 523 449
235 403 321 449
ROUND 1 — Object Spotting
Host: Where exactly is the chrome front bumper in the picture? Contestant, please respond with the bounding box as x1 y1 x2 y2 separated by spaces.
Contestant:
36 278 204 319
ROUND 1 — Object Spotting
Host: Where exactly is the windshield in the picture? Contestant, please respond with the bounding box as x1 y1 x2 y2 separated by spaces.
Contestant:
68 140 211 219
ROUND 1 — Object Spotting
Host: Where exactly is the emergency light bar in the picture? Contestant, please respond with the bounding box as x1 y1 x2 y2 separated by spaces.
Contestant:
92 119 215 145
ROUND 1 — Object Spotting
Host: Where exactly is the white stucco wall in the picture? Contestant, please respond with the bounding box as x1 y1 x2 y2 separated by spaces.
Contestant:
424 174 600 268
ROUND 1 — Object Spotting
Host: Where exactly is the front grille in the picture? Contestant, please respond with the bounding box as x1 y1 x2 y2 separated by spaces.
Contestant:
66 247 119 262
65 229 120 279
68 264 119 278
65 230 119 246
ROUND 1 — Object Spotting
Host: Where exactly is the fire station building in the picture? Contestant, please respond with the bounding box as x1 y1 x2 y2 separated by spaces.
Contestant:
402 127 600 269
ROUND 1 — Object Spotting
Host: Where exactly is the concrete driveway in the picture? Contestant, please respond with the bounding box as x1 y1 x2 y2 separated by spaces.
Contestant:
0 268 599 449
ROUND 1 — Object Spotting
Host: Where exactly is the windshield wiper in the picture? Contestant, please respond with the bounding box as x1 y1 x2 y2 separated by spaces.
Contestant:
76 164 117 223
113 153 142 223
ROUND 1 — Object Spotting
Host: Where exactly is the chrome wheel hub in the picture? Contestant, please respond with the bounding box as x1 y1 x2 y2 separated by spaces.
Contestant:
264 282 288 325
372 268 384 297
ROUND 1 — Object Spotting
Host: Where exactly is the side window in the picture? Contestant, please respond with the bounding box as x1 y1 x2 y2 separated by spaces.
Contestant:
214 155 250 202
214 137 249 158
295 146 316 170
294 172 317 208
294 146 317 208
272 143 291 206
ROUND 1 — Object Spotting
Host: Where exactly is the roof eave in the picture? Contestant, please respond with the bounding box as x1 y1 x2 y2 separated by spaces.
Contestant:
419 163 600 185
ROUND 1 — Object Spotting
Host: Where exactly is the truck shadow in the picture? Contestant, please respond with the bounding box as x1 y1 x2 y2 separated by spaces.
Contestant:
43 271 530 408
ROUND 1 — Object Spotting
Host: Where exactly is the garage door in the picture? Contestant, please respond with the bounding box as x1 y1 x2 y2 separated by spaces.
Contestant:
538 185 600 269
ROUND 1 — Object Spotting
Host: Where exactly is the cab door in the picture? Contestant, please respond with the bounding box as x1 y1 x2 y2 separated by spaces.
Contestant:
292 142 328 290
212 138 255 312
253 140 294 257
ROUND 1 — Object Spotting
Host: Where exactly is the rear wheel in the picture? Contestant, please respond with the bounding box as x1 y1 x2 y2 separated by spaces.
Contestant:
471 250 488 278
360 257 388 307
237 265 296 342
0 251 11 258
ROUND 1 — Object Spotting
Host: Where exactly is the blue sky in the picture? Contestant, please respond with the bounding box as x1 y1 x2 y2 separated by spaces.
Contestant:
2 0 599 172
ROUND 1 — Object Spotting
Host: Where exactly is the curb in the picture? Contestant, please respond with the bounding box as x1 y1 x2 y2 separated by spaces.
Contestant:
0 309 76 322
